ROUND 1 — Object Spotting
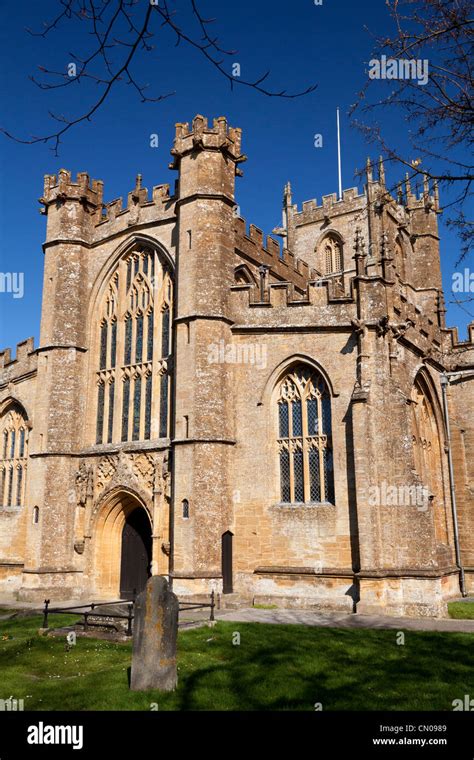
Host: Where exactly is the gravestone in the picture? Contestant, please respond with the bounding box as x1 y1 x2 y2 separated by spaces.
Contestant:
130 575 179 691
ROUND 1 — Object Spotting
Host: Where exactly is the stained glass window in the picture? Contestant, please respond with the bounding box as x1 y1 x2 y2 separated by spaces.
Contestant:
144 374 152 440
309 447 321 502
279 402 289 438
96 248 172 444
121 377 130 442
293 448 304 501
135 314 143 364
7 468 13 506
277 365 335 504
147 310 154 361
100 322 108 370
292 400 302 437
1 405 29 507
159 373 169 438
124 316 132 365
96 383 105 444
161 306 170 358
280 449 290 502
110 321 117 368
16 466 23 506
107 380 115 444
132 377 141 441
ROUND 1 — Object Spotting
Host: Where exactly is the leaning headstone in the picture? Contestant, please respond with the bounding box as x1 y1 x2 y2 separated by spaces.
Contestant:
130 575 179 691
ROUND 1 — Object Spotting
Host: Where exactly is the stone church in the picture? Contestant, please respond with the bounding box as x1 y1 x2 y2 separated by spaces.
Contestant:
0 115 473 616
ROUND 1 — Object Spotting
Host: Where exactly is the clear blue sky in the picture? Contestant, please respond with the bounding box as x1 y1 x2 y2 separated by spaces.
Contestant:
0 0 471 352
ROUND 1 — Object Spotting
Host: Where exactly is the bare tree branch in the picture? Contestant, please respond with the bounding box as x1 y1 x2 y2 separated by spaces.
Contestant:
2 0 317 155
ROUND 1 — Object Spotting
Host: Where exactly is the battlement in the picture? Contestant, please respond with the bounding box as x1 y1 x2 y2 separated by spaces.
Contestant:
40 168 176 232
445 321 474 352
40 170 104 210
234 216 316 291
170 114 246 167
96 178 173 226
0 338 35 371
291 186 365 227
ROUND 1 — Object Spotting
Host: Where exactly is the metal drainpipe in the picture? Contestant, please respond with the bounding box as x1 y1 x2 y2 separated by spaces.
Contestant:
440 373 467 597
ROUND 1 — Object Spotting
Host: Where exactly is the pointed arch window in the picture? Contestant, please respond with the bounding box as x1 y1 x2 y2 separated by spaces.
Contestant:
95 247 173 444
0 404 29 506
277 365 335 504
409 376 446 542
320 235 343 275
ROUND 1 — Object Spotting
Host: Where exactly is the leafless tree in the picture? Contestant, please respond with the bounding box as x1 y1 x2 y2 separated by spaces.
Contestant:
351 0 473 272
1 0 317 155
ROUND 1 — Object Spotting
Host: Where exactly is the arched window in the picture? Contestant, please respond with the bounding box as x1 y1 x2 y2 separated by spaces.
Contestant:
319 235 343 275
94 246 173 444
0 404 29 506
182 499 189 519
410 375 447 542
277 365 335 504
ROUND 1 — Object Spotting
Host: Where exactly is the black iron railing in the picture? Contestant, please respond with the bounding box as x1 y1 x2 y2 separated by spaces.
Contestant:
41 591 215 637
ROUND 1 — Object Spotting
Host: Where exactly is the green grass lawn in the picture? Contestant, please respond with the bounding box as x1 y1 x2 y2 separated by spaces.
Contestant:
448 601 474 620
0 612 472 711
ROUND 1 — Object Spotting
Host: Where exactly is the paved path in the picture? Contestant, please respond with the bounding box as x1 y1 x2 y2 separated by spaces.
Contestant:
2 598 473 633
215 607 474 633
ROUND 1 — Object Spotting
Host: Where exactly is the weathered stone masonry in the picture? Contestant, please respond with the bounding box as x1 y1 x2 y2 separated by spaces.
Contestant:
0 115 473 617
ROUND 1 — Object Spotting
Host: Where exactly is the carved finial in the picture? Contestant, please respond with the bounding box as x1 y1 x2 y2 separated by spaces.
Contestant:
366 158 373 182
397 182 404 205
423 173 429 196
284 181 292 207
405 172 412 197
433 179 439 210
378 156 386 187
136 174 142 191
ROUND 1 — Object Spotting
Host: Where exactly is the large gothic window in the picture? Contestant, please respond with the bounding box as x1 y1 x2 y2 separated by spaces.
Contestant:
320 235 343 275
410 375 447 542
95 246 172 444
277 365 335 504
0 404 29 506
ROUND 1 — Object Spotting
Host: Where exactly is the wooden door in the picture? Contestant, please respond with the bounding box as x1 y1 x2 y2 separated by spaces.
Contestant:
119 508 152 599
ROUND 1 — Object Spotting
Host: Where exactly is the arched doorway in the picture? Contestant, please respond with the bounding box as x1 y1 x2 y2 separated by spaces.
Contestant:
119 507 152 599
93 489 152 599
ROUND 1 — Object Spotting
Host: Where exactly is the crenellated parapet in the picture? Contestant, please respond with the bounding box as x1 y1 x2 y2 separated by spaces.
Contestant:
0 338 36 383
40 170 103 216
443 321 474 360
291 187 366 228
169 114 246 170
234 216 316 292
96 177 174 229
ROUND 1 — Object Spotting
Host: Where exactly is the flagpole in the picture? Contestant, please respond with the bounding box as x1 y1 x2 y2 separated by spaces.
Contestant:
337 108 342 200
